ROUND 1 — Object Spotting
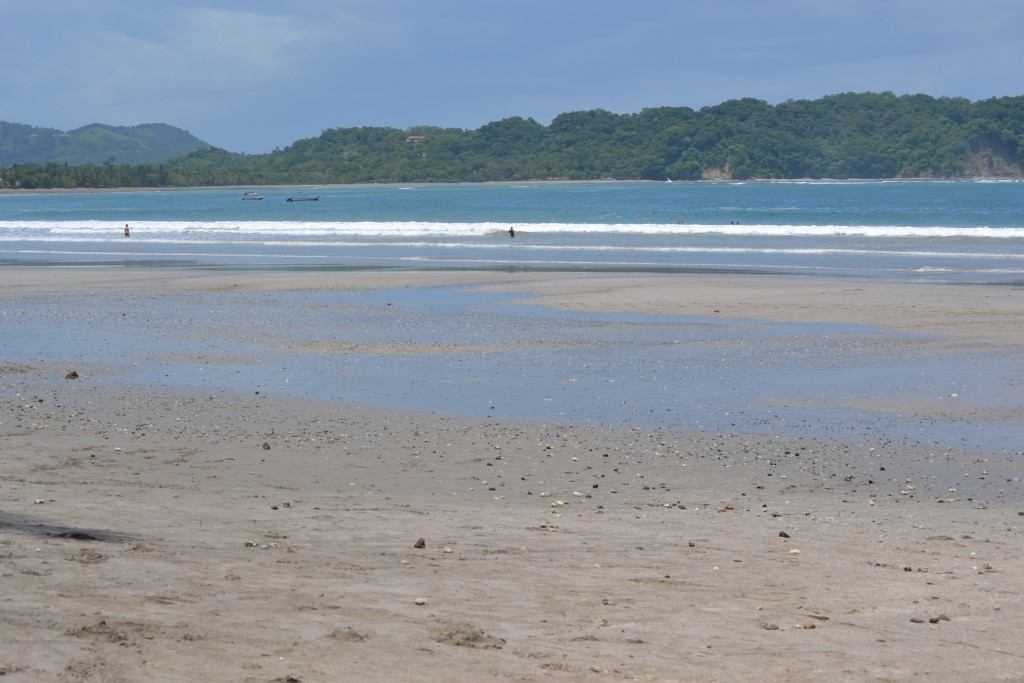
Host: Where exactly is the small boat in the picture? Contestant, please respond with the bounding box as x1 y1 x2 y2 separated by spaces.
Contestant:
286 195 320 202
242 192 264 200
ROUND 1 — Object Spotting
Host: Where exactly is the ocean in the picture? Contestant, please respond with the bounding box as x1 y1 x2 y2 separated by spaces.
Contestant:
1 180 1023 282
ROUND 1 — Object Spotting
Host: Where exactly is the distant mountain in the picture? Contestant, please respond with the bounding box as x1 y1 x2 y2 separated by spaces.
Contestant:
3 93 1022 189
0 122 211 165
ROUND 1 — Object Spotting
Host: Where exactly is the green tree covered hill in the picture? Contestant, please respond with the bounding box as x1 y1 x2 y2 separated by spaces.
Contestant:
2 93 1021 189
0 122 210 166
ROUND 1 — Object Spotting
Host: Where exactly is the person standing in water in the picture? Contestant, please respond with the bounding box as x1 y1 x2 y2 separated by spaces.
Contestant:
508 226 515 238
123 224 130 238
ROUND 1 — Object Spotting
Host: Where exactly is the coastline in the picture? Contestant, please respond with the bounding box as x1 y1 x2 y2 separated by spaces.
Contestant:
2 268 1022 681
2 175 1022 196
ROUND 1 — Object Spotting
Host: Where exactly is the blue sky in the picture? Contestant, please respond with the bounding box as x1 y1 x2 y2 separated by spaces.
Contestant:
1 1 1022 154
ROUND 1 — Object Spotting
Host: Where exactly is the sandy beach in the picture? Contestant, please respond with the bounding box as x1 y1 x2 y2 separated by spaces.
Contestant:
2 269 1022 682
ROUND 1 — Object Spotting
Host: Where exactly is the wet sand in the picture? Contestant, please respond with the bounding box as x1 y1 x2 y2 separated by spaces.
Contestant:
2 269 1023 682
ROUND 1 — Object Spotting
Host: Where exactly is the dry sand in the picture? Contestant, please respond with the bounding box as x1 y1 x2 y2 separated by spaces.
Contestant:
2 269 1023 682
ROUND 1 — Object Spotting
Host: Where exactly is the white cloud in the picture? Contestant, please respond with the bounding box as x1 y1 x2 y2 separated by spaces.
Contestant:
65 10 325 101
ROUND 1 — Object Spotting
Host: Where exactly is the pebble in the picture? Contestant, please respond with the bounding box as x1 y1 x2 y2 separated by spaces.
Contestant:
414 598 427 606
414 537 426 549
778 531 790 538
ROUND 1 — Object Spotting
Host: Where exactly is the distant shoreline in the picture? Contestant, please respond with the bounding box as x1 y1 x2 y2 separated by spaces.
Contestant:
2 176 1021 196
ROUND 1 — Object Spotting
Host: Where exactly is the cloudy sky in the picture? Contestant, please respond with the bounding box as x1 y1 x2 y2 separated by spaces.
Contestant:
1 1 1021 154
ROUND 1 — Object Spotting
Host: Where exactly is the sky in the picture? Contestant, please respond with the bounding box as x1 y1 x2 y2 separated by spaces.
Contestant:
1 0 1022 154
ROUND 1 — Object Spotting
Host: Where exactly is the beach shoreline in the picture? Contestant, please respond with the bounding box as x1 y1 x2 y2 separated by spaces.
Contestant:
2 175 1022 196
2 268 1022 681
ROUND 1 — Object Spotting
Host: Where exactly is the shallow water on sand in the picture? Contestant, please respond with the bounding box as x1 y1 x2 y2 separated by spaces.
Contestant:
4 283 1020 458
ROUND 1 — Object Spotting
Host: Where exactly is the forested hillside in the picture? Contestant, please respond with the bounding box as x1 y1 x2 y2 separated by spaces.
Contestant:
0 122 209 166
2 92 1021 189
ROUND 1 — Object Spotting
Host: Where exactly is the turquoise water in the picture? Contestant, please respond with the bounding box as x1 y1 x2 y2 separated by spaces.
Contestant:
1 180 1022 282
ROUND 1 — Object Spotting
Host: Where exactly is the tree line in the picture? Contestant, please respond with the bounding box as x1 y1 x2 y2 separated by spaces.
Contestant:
2 92 1021 189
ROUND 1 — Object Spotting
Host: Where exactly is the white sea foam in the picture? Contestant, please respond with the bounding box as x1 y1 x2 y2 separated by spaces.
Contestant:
2 220 1023 239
